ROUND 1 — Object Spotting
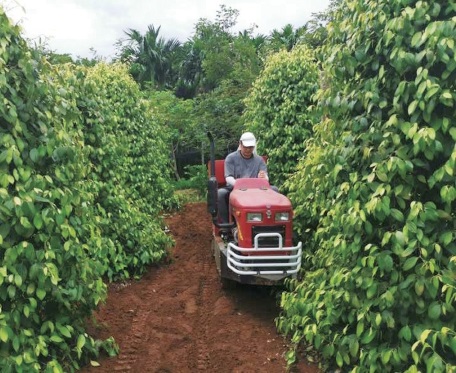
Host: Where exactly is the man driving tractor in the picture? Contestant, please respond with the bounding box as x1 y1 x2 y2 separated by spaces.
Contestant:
218 131 277 224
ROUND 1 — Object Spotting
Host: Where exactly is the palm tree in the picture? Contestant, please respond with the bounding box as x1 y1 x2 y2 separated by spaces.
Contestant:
175 40 204 98
269 24 307 52
119 25 181 89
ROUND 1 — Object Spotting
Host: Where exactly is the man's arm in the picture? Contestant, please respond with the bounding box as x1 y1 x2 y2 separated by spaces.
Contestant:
224 152 236 187
258 157 269 180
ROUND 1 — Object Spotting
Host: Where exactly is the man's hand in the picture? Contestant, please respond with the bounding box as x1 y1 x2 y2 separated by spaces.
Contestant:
258 170 266 178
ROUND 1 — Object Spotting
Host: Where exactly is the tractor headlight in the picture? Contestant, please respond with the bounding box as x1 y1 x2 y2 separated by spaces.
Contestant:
247 212 263 222
275 212 290 221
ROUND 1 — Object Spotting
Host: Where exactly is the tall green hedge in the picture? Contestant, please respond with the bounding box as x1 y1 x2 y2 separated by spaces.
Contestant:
243 45 319 189
1 7 175 371
0 9 106 371
279 0 456 371
74 63 173 280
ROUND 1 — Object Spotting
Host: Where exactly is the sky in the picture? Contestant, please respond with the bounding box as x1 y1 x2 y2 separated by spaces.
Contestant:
3 0 331 60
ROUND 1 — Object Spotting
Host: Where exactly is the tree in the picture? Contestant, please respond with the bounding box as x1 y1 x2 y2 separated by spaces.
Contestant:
182 5 265 153
191 9 238 91
175 40 204 99
268 24 307 52
118 25 181 89
194 79 248 158
299 0 341 49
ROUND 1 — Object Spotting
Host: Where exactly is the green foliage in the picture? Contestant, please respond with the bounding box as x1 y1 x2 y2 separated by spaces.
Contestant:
296 0 341 50
193 5 240 90
147 90 202 180
268 24 308 53
119 25 181 90
173 165 208 197
1 8 176 371
75 63 174 280
195 79 249 157
244 45 320 189
279 0 456 371
182 4 263 98
0 9 106 371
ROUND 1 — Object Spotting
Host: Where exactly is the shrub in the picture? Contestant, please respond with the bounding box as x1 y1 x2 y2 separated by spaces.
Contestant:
243 45 320 190
279 0 456 371
1 8 176 371
0 9 106 371
75 63 174 280
174 165 208 196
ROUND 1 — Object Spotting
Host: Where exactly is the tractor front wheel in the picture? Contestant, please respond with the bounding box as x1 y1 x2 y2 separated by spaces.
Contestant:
220 276 237 290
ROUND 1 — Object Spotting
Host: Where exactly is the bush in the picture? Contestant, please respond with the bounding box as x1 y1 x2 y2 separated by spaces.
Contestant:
243 45 320 190
174 164 208 196
75 63 174 280
0 7 176 371
0 9 106 371
279 0 456 371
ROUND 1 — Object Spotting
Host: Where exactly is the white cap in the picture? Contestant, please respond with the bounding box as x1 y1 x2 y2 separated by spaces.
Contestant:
240 132 256 147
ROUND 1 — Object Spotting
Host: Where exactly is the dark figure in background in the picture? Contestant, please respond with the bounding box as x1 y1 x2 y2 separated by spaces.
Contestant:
218 132 277 224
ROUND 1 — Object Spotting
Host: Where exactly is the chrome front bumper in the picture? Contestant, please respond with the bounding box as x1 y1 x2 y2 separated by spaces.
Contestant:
226 233 302 277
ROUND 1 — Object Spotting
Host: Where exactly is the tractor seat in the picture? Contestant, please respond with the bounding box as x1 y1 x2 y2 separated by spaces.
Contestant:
207 159 227 187
207 156 268 188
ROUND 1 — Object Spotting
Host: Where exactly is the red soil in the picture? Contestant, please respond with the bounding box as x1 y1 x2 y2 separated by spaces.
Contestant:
81 202 320 373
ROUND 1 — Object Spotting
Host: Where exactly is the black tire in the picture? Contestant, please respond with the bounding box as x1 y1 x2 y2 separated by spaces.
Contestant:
220 276 237 290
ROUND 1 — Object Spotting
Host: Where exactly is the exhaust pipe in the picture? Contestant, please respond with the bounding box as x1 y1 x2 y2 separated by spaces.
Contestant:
207 131 218 216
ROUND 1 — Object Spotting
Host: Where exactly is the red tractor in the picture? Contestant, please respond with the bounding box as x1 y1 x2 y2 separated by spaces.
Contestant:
207 132 302 286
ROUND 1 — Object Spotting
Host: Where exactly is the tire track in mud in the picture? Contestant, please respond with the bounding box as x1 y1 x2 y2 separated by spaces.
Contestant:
194 274 210 370
192 250 215 371
112 308 151 372
183 203 217 371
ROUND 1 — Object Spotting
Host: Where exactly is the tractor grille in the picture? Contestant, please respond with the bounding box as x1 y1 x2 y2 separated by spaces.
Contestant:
252 225 285 248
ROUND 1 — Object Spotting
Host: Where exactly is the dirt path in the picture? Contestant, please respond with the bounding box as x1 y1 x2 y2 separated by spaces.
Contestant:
82 202 319 373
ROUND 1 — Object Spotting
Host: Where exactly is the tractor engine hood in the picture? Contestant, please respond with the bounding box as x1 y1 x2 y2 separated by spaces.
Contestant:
229 178 292 211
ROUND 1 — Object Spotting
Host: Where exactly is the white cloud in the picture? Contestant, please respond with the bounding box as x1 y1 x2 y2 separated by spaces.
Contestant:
4 0 331 59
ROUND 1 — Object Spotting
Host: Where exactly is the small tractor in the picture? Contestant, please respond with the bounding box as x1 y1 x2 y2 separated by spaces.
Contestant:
207 132 302 286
